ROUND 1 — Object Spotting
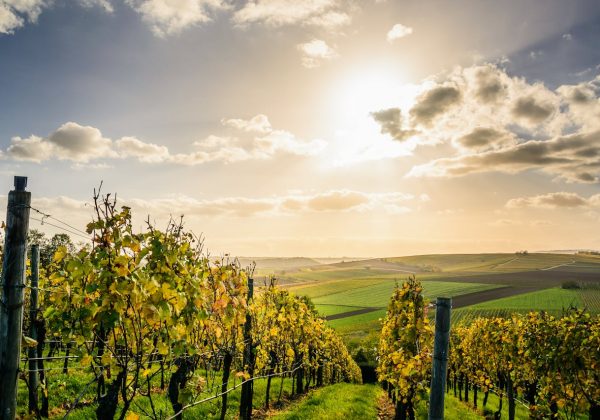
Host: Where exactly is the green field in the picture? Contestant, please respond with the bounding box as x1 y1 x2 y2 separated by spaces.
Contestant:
288 278 389 299
452 287 600 324
276 253 600 340
312 280 500 308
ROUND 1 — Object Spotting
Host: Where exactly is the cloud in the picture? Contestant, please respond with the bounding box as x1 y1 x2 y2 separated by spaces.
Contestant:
557 77 600 132
471 64 509 103
0 0 113 35
0 0 45 34
115 136 170 163
6 122 116 162
407 130 600 183
187 115 326 163
232 0 350 29
297 39 337 68
511 95 555 125
454 127 516 152
77 0 114 12
369 63 600 183
370 108 417 142
1 116 326 165
222 114 272 134
505 192 600 209
125 0 227 36
386 23 413 42
23 190 418 228
409 85 461 126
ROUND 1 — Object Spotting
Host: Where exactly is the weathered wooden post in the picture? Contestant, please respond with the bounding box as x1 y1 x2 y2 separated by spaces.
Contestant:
239 277 254 420
28 244 40 414
0 176 31 420
429 297 451 420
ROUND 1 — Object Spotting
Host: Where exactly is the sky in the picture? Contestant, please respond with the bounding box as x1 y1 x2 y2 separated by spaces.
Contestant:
1 0 600 257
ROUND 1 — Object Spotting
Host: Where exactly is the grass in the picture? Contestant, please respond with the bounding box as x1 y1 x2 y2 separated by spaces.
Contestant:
273 383 381 420
328 309 387 331
415 393 483 419
469 287 582 311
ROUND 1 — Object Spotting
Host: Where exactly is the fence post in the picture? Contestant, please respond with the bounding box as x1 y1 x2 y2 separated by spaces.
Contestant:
428 297 451 420
0 176 31 420
28 244 40 414
239 277 254 420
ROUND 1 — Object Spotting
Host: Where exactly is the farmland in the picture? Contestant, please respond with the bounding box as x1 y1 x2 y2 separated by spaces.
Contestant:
272 252 600 339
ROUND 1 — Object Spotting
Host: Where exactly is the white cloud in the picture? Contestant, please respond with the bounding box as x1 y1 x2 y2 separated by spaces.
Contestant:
0 0 45 34
387 23 413 42
115 136 170 163
6 122 116 162
297 39 337 68
125 0 227 36
0 0 113 34
18 190 418 234
2 116 327 165
77 0 114 12
232 0 350 29
222 114 272 134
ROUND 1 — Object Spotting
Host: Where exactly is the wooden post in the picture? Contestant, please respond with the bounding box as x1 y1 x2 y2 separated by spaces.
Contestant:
239 277 254 420
28 244 40 414
0 176 31 420
428 297 451 420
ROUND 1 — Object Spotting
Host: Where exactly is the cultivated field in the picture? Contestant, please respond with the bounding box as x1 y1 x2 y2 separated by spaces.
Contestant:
274 252 600 339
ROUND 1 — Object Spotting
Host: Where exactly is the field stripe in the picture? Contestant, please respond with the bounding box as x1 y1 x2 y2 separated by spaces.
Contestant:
451 286 540 309
325 307 381 321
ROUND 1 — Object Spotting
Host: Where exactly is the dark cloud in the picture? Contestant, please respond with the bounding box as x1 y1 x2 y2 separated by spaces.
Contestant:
474 66 506 103
511 96 554 124
370 108 417 141
570 87 595 104
410 85 461 126
456 127 514 150
409 130 600 183
506 192 589 209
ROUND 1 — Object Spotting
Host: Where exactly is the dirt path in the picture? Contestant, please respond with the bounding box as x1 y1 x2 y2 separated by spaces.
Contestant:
492 257 519 269
540 260 575 271
450 286 538 309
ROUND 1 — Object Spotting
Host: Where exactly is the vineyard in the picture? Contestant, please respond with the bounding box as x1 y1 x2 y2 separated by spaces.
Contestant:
0 180 360 419
377 278 600 420
2 177 600 420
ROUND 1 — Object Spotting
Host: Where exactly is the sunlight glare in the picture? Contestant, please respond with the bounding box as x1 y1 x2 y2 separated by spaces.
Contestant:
325 66 424 166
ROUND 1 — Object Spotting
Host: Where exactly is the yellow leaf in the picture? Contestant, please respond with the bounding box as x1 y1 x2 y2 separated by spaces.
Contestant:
53 246 67 262
125 412 140 420
157 341 169 356
101 353 112 366
22 336 38 348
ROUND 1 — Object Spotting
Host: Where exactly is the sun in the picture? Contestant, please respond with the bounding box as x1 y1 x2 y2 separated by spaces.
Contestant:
331 65 415 122
322 65 423 166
